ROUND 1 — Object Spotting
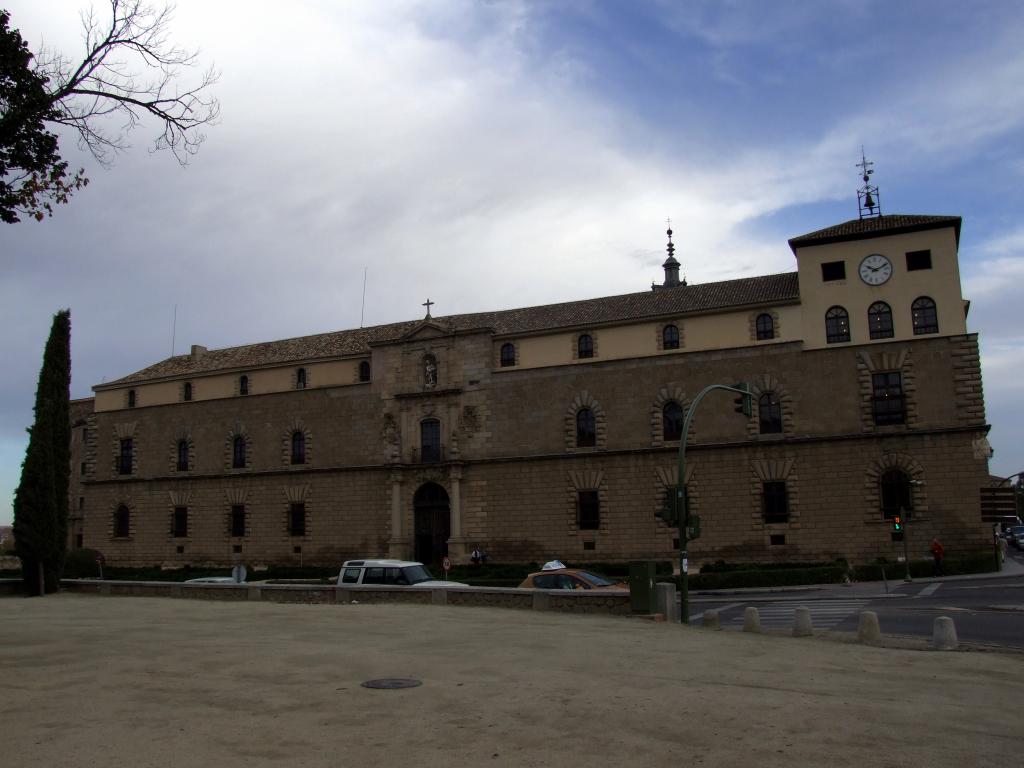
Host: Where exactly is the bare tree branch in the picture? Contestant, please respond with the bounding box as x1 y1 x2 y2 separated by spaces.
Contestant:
35 0 220 167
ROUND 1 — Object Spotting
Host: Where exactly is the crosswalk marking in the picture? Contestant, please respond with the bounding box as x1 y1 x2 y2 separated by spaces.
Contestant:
918 583 941 597
721 599 871 630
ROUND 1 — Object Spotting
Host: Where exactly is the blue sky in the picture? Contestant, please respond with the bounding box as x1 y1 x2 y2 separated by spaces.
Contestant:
2 0 1023 525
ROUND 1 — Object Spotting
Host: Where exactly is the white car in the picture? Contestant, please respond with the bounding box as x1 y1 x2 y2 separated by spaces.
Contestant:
336 559 466 587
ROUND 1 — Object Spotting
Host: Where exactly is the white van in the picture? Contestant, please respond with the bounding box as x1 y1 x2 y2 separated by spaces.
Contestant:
336 559 466 587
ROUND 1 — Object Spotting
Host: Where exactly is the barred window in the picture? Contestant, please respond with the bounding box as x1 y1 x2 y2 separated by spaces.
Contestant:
232 436 246 468
758 392 782 434
762 481 789 524
872 372 906 426
662 401 683 441
118 438 133 475
576 408 596 447
291 431 306 465
577 334 594 359
173 506 188 538
289 502 306 536
868 301 894 340
880 469 913 519
231 505 246 537
825 306 850 343
500 343 516 367
577 490 600 530
911 296 938 335
755 313 774 340
662 325 680 350
114 505 130 538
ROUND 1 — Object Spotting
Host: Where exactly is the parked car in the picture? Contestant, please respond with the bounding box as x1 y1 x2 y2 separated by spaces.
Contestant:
518 567 627 591
336 559 466 587
1009 526 1024 550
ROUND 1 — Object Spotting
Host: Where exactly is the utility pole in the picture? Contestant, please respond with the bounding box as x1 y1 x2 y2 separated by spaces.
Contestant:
665 382 751 624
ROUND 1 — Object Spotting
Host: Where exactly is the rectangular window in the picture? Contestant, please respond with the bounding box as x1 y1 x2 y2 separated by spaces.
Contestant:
906 249 932 271
762 481 789 524
769 534 786 546
173 506 188 538
578 490 600 530
872 372 906 426
231 505 246 537
420 420 441 463
80 461 87 476
821 261 846 281
289 502 306 537
118 438 133 475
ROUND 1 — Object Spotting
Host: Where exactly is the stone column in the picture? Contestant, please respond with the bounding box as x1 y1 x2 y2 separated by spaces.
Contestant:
387 468 410 559
447 463 469 561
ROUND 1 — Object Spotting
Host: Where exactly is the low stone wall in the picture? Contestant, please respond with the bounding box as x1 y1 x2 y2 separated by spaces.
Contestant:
58 579 632 614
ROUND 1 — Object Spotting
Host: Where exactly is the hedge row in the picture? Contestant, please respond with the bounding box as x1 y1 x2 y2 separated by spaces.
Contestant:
658 564 849 591
852 551 997 581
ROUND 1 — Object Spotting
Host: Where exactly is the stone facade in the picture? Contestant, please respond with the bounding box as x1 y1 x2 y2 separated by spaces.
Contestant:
68 215 993 569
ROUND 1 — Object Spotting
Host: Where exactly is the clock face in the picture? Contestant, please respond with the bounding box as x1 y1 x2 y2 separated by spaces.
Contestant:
859 253 892 285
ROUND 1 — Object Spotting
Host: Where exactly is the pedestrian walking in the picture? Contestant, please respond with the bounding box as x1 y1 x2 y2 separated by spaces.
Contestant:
930 537 945 577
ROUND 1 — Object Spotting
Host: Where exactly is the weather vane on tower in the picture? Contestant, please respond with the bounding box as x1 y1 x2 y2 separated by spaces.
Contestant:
856 147 881 219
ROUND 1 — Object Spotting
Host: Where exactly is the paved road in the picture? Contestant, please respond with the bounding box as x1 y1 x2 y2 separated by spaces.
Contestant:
686 553 1024 648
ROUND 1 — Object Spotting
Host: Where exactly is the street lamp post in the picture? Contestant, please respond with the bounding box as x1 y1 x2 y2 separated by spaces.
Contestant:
674 382 751 624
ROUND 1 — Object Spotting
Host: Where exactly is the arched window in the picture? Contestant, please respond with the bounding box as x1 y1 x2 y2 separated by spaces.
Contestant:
232 435 246 469
755 313 774 341
239 375 249 396
662 401 683 441
911 296 938 335
183 382 193 401
420 418 441 463
758 392 782 434
662 325 680 350
880 468 913 519
825 306 850 343
176 439 189 472
577 334 594 359
291 431 305 465
127 389 136 408
868 302 894 340
358 360 371 382
500 343 516 367
576 408 596 447
114 505 130 538
296 368 307 389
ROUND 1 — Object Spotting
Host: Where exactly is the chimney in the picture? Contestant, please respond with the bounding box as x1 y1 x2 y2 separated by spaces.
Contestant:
190 345 207 360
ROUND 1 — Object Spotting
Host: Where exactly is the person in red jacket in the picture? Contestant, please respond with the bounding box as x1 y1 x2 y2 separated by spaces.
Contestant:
930 538 945 577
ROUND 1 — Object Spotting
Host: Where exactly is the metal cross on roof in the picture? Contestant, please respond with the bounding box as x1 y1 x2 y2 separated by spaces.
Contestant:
423 298 434 319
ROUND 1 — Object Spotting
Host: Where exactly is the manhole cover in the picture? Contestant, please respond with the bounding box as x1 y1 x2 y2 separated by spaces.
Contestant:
360 678 422 690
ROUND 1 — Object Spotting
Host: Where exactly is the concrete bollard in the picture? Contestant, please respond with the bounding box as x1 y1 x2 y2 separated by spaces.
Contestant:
742 606 761 633
857 611 881 644
793 606 813 637
702 609 720 630
931 616 959 650
655 582 679 623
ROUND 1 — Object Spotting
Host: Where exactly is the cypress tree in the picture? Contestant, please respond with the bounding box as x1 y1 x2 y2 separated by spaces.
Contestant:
13 310 71 595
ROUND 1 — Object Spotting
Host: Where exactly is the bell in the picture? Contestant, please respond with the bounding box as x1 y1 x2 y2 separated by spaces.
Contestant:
864 191 875 208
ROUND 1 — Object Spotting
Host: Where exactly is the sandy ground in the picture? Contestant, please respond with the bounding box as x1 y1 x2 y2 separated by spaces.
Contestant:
1 594 1022 768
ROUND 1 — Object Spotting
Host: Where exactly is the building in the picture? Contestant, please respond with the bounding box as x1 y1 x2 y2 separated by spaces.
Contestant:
67 199 993 569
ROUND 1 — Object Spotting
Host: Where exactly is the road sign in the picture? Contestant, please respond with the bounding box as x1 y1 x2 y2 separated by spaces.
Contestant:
442 556 451 572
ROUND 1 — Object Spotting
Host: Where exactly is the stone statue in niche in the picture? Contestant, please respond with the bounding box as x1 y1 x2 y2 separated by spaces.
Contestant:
424 354 437 389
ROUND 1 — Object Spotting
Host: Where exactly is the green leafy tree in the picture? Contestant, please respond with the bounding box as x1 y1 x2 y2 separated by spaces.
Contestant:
1 1 218 223
13 310 71 595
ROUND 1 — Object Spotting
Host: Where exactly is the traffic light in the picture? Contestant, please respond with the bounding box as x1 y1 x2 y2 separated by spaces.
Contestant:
732 381 752 417
892 515 903 532
655 485 687 527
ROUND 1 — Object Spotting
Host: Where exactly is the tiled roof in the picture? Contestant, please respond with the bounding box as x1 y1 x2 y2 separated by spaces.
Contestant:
788 214 961 252
101 272 800 387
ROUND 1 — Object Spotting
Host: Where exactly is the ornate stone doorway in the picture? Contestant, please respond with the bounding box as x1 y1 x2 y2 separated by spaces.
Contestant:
413 482 450 565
